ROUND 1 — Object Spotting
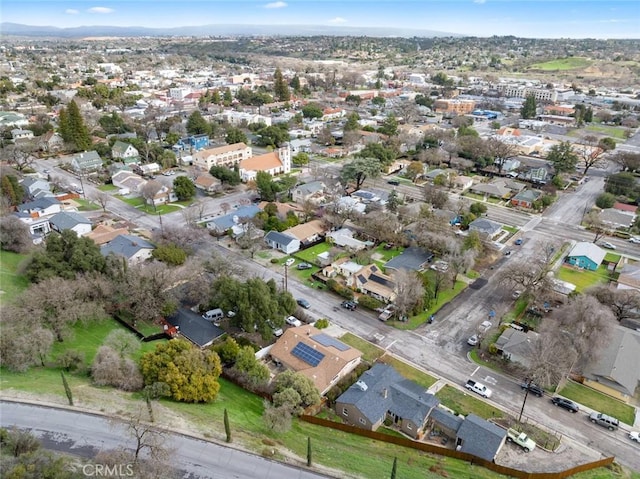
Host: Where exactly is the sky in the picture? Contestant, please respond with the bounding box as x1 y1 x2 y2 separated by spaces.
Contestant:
1 0 639 39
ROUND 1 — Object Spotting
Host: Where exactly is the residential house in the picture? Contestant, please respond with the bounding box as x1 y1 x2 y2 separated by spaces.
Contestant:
270 324 362 395
455 414 506 462
16 197 62 217
600 208 635 230
111 141 140 164
452 175 474 191
173 134 210 153
292 181 326 205
205 205 261 234
510 189 542 209
565 242 606 271
111 170 146 195
100 234 155 264
147 185 177 207
37 131 64 152
14 212 52 241
258 201 305 220
48 211 92 236
138 163 161 176
11 129 34 141
335 196 367 215
424 168 449 183
468 218 502 239
519 167 549 185
289 138 312 155
470 179 526 200
283 219 325 247
613 202 638 215
494 328 539 368
263 230 301 254
239 145 291 182
21 177 52 199
384 247 434 272
70 151 103 173
165 308 225 348
583 325 640 403
327 228 372 251
192 143 252 171
85 224 130 246
194 173 222 193
335 363 439 439
348 264 396 303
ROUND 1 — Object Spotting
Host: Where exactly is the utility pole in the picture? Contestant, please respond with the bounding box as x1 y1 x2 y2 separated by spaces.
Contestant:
284 264 288 292
518 377 532 423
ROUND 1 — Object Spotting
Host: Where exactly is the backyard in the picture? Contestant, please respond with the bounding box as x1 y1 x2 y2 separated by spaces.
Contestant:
556 265 610 292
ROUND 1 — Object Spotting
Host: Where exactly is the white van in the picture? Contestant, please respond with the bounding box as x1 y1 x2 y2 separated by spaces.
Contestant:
202 308 224 323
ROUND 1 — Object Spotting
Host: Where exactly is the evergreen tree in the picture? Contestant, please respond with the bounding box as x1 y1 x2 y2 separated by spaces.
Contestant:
307 437 312 467
58 107 70 143
344 112 360 131
390 457 397 479
224 408 231 443
273 67 290 102
289 75 301 94
61 371 73 406
520 94 537 119
223 88 233 106
66 100 91 151
187 110 212 136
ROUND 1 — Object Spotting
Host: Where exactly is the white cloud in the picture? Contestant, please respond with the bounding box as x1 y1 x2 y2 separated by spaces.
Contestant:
65 9 79 15
87 7 115 14
264 1 287 8
328 17 347 25
473 0 486 4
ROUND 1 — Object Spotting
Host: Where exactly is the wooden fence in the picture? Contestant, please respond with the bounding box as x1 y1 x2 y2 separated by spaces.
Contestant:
300 415 614 479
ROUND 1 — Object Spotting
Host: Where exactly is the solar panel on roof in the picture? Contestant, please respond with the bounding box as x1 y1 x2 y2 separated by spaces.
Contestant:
311 333 350 352
291 342 325 367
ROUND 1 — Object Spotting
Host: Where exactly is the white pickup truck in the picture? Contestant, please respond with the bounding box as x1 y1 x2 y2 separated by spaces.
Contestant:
465 379 493 398
506 428 536 452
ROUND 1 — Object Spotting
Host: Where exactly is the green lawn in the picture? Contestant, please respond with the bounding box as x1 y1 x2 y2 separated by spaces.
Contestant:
293 242 332 263
559 381 635 426
435 385 504 420
556 265 610 292
339 333 385 363
0 250 30 305
378 356 437 389
584 125 628 140
502 226 518 234
373 243 405 262
98 184 118 192
604 252 621 263
529 57 592 70
75 198 101 211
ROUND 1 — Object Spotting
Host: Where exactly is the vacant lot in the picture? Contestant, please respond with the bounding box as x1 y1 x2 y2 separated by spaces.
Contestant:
529 57 592 71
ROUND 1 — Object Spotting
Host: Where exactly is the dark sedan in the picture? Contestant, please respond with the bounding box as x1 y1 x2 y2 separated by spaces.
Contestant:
551 397 579 413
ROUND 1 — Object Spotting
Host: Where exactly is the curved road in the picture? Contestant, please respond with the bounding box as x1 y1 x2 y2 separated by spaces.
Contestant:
0 401 332 479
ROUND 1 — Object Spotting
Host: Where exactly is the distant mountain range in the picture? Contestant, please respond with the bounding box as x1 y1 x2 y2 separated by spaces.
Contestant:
0 22 459 39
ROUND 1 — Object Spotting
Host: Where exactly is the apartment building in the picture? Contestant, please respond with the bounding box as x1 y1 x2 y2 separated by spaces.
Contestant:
498 85 558 102
192 143 252 171
433 99 476 114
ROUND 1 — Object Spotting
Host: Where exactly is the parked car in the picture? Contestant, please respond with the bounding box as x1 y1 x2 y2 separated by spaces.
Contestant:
512 290 522 299
387 180 400 186
589 412 619 431
273 327 284 337
297 262 313 270
504 250 512 256
520 381 544 397
514 238 523 245
506 428 536 452
285 258 295 267
464 379 492 398
478 320 492 333
286 315 302 327
341 300 357 311
600 241 616 250
467 334 479 346
551 397 579 413
629 237 640 244
296 298 311 309
629 431 640 443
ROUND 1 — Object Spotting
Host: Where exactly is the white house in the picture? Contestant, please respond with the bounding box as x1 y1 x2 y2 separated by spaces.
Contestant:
239 145 291 182
48 211 92 237
100 234 155 264
264 230 301 254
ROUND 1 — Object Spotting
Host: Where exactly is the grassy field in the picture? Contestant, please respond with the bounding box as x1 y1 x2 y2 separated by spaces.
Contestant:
529 57 592 71
559 381 636 426
584 124 628 140
0 251 30 305
556 265 610 292
293 242 332 263
338 333 385 363
435 385 504 420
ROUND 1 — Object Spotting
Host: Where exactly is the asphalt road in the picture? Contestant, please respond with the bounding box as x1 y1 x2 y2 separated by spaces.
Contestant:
0 401 332 479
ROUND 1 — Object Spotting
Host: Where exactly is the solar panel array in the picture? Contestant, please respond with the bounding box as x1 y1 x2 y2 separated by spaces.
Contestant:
291 342 325 367
312 334 350 352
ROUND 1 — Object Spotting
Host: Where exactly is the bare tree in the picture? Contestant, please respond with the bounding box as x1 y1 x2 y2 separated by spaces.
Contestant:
91 190 111 212
4 144 35 171
392 269 425 319
526 322 577 388
103 329 141 358
0 320 54 372
588 285 640 322
445 249 477 285
220 202 231 215
497 240 558 298
0 215 32 253
583 210 608 243
141 180 163 210
112 410 167 466
423 184 448 209
577 135 608 176
91 346 144 391
555 295 616 371
484 137 519 175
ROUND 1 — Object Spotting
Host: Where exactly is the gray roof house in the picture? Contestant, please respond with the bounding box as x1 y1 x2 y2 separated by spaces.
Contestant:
48 211 92 236
205 205 261 234
583 325 640 402
456 414 506 462
16 197 62 217
21 177 52 198
264 230 301 254
165 308 225 348
70 150 103 173
100 234 154 264
292 181 325 204
335 363 439 439
600 208 635 229
468 218 502 238
385 247 434 272
495 328 539 368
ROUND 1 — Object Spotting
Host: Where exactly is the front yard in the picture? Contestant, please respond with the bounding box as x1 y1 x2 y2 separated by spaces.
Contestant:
558 381 636 426
556 265 610 292
435 385 504 420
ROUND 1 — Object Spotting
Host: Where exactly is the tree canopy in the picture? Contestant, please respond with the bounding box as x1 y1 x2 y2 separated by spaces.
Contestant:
225 126 248 145
301 103 323 119
140 339 222 403
520 94 537 119
340 157 382 191
172 176 196 201
210 165 241 186
186 111 211 136
547 141 579 174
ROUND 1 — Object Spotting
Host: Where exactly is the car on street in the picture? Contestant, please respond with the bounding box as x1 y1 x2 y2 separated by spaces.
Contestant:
589 412 619 431
297 262 313 270
387 180 400 186
341 300 357 311
629 431 640 443
514 238 523 245
296 298 311 309
521 381 544 397
600 241 616 250
551 397 579 413
467 334 479 346
504 250 511 256
629 237 640 244
285 316 302 327
512 290 522 299
284 258 295 267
